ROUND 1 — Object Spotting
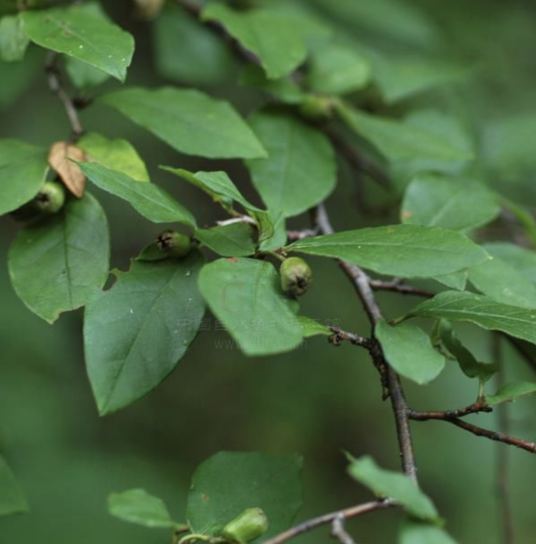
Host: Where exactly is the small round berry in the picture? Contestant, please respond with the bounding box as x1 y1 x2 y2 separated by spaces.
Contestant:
34 181 66 214
156 230 192 258
280 256 313 297
299 95 333 122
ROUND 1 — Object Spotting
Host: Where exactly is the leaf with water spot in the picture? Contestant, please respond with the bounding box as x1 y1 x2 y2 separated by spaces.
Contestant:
21 2 134 81
287 225 489 279
8 192 110 323
84 252 205 415
198 258 303 356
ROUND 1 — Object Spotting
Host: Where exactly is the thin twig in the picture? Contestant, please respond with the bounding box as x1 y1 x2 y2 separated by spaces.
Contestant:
493 335 515 544
331 514 357 544
314 204 418 482
260 500 395 544
408 412 536 455
174 0 259 64
45 51 83 139
368 279 433 298
216 215 257 227
286 228 319 241
408 398 492 420
328 326 371 348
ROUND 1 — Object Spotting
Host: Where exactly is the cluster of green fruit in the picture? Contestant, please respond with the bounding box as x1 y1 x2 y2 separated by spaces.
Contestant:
157 230 313 298
15 183 313 299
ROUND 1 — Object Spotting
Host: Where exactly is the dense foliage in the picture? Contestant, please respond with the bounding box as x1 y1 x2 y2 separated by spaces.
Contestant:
1 0 536 543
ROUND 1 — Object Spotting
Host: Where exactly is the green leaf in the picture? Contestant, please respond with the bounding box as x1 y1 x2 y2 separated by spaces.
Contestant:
196 223 256 257
0 49 41 108
287 225 489 279
198 258 303 356
469 254 536 308
0 455 28 517
187 451 303 539
373 55 466 104
0 15 30 62
136 242 169 263
391 110 474 180
84 253 205 415
0 139 48 215
408 292 536 346
483 113 536 183
486 382 536 406
307 44 370 95
98 87 266 160
308 0 438 49
21 3 134 81
376 321 445 385
246 110 337 217
80 162 196 227
78 132 150 182
240 65 305 105
202 5 306 79
401 175 499 232
435 320 497 381
433 270 467 291
162 168 262 213
108 489 175 529
336 103 474 164
8 193 110 323
399 519 459 544
154 3 234 85
268 4 331 51
65 57 109 89
253 210 276 246
347 455 439 522
483 242 536 286
258 211 286 252
297 315 331 338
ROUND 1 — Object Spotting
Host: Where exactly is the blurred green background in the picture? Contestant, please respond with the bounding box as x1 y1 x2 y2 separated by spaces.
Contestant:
2 0 536 542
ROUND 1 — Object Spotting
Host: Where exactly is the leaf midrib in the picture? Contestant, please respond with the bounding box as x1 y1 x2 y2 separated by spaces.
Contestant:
102 267 180 410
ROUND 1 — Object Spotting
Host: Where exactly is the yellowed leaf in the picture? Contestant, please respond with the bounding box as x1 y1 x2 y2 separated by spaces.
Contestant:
48 141 86 198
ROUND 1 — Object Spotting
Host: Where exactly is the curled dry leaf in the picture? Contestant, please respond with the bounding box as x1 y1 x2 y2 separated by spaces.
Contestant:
48 141 87 198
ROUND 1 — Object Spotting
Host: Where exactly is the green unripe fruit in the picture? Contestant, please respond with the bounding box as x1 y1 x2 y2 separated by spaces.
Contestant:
34 181 66 214
299 95 333 122
280 256 313 297
156 230 192 258
221 508 269 544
